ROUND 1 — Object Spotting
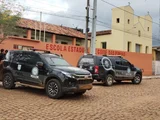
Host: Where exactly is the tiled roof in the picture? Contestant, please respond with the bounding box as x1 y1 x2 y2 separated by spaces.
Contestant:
88 30 112 36
17 18 85 39
153 46 160 49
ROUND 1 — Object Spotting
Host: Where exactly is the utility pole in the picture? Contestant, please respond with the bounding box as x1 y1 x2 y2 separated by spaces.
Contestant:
35 21 37 40
44 22 46 42
91 0 97 55
39 12 42 41
159 0 160 41
84 0 90 55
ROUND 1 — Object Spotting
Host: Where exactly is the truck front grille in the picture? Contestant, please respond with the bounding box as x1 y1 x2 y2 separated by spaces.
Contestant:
74 74 92 80
78 80 93 84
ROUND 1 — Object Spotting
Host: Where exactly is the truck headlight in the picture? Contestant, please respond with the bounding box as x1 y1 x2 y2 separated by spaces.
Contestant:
61 71 75 78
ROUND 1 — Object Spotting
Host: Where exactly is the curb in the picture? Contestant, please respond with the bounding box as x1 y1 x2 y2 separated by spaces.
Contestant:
143 77 160 80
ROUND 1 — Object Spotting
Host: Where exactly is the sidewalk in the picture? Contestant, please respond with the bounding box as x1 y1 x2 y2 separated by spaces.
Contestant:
143 75 160 79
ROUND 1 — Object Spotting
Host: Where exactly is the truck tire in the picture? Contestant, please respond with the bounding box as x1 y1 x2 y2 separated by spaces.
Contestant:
132 74 142 84
103 74 114 86
3 73 15 89
45 79 63 99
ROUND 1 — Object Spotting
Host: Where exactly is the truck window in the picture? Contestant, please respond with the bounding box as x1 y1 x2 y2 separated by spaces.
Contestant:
79 58 94 65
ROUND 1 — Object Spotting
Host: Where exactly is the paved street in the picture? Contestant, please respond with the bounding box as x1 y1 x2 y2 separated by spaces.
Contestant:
0 79 160 120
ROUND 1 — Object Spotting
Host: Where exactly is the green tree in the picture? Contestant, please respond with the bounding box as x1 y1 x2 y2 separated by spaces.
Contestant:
0 0 23 43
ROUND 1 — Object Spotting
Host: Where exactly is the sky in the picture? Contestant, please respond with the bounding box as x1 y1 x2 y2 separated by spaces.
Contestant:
15 0 160 46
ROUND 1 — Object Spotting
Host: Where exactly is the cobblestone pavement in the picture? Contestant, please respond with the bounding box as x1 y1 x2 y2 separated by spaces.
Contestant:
0 79 160 120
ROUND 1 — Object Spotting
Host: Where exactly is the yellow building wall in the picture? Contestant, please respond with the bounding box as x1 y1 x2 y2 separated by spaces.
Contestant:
96 30 124 51
96 5 152 54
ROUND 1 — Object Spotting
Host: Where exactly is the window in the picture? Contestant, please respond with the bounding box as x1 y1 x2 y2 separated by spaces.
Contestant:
146 46 148 53
127 42 131 52
61 41 68 44
122 59 130 67
76 44 80 46
18 45 22 50
44 57 70 66
148 27 149 31
13 45 18 49
116 18 120 23
22 52 41 65
23 36 27 38
138 30 141 37
12 52 40 65
79 58 94 65
128 19 130 24
136 44 141 53
31 37 35 39
115 60 122 65
14 35 19 37
101 42 107 49
12 52 23 63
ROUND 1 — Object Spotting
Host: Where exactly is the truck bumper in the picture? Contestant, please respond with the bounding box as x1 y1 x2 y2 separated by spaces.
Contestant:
62 83 92 92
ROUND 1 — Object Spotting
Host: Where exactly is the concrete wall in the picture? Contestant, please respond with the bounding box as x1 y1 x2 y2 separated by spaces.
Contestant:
0 38 152 76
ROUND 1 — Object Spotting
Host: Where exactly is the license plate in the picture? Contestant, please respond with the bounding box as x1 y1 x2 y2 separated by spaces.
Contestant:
79 84 92 90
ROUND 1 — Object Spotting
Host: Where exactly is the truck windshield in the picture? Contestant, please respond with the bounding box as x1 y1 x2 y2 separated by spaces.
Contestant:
45 57 70 66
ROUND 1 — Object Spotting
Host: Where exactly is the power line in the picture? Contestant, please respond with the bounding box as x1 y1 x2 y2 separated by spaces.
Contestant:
23 5 85 18
25 7 85 18
30 0 85 15
25 9 86 22
100 0 159 25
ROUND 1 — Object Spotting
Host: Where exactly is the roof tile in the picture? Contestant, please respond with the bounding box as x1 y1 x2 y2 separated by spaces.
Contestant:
17 18 85 39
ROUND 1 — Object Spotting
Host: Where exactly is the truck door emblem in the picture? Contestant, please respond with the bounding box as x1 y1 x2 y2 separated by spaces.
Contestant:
31 67 39 79
101 57 112 70
31 67 39 76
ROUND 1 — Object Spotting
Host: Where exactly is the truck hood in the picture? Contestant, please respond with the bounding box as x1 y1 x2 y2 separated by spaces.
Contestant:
53 66 91 75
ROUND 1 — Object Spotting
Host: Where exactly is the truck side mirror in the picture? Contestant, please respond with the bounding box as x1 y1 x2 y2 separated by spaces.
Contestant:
36 62 43 67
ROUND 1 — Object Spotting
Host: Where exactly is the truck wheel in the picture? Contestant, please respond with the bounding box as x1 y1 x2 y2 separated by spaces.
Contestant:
103 74 114 86
75 90 86 96
45 79 63 99
3 73 15 89
132 74 142 84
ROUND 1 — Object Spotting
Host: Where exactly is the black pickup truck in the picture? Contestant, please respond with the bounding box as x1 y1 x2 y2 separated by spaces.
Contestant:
0 50 93 99
77 54 142 86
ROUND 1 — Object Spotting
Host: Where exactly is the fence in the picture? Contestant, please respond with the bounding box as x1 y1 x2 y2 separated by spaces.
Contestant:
152 61 160 75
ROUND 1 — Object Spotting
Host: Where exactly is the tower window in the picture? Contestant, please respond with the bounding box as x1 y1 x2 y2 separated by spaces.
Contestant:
127 42 131 52
116 18 120 23
148 27 149 31
101 42 107 49
138 30 141 37
146 46 148 53
136 44 141 53
128 19 130 24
